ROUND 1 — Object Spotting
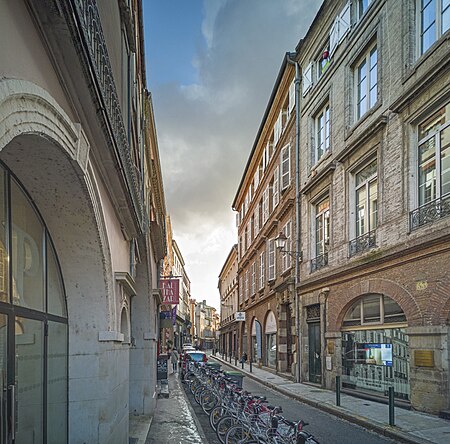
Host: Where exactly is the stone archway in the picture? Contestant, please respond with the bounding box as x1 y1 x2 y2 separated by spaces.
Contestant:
330 278 421 332
0 78 121 439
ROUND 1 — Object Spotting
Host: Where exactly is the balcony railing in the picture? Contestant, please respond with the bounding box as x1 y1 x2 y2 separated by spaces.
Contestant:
71 0 143 226
349 230 377 257
410 194 450 230
310 252 328 273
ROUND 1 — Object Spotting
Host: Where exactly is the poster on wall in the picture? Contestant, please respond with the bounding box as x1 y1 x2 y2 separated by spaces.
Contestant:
358 343 393 366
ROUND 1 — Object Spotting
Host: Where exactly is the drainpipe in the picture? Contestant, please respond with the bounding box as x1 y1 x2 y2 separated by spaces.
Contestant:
286 52 302 383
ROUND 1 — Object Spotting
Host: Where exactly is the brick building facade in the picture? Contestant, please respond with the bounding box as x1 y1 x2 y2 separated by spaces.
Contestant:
231 0 450 415
294 0 450 414
233 56 299 375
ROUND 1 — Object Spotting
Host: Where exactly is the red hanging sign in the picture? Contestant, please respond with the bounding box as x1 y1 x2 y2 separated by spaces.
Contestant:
160 279 180 304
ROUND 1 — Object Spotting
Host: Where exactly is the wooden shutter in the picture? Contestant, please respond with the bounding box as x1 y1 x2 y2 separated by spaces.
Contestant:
339 1 351 42
281 145 291 190
288 80 296 114
302 62 313 96
273 166 279 208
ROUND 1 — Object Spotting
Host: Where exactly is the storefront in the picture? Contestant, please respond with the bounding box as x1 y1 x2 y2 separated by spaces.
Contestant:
0 164 68 442
341 294 409 400
265 311 277 369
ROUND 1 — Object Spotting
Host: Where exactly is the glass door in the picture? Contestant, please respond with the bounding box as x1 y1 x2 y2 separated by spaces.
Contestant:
0 312 8 444
15 317 43 444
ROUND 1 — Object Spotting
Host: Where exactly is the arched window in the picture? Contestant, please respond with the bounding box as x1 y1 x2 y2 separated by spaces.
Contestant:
343 294 406 327
0 163 68 442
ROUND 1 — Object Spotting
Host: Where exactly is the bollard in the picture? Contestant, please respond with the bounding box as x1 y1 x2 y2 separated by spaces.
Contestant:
229 354 232 363
249 358 253 373
336 375 341 406
389 387 395 426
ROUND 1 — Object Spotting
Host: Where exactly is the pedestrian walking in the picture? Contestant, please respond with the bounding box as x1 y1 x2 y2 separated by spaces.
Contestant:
171 348 179 372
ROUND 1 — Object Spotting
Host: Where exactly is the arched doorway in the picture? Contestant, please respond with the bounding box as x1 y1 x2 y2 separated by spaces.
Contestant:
251 318 262 363
265 311 277 369
0 164 68 443
341 293 409 400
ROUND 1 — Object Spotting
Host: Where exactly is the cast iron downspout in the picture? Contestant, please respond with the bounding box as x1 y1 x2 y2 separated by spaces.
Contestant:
286 53 302 383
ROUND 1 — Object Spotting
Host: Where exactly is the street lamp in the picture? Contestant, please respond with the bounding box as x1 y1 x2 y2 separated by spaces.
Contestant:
275 232 303 261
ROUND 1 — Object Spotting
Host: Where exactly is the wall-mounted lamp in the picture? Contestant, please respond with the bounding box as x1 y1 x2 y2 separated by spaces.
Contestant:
275 232 303 262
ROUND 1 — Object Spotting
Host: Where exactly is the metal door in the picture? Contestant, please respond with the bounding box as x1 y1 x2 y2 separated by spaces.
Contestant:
308 322 322 384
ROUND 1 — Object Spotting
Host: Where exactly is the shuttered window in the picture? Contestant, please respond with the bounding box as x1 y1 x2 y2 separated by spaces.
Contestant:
281 145 291 190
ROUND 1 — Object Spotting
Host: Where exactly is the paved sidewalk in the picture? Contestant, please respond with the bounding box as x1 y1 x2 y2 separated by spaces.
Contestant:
212 355 450 444
141 373 208 444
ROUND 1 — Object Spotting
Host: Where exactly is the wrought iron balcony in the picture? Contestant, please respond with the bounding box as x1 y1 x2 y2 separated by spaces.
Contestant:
71 0 143 225
410 194 450 230
349 230 377 257
310 252 328 273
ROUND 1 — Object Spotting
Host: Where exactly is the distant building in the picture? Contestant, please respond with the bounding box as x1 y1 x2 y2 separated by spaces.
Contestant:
218 245 239 357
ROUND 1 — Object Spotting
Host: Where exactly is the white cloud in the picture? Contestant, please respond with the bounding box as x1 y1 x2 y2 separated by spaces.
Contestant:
150 0 322 307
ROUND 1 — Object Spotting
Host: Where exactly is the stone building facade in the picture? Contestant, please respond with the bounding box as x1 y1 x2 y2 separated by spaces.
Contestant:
218 244 239 357
293 0 450 414
0 0 167 442
233 56 299 375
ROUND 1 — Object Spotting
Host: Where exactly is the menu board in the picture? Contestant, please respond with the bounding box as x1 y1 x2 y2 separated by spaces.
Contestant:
157 355 168 380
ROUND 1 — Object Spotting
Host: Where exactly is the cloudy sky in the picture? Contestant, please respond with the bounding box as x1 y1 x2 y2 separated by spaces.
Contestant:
143 0 322 308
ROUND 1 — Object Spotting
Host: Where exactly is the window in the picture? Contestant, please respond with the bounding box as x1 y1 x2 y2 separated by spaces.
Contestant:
251 262 256 295
317 44 331 79
355 44 378 120
267 239 276 281
254 168 260 191
259 252 265 289
273 167 280 208
281 221 292 272
254 203 260 237
343 294 406 327
314 103 330 163
239 276 243 304
355 159 378 236
358 0 373 20
281 145 291 190
274 111 283 146
315 198 330 258
417 104 450 206
419 0 450 55
262 185 270 224
245 270 249 300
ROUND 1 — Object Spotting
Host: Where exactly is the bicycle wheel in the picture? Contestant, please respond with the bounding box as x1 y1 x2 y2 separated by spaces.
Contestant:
190 378 201 395
225 425 255 444
194 385 206 404
201 391 219 414
209 405 225 431
216 415 238 444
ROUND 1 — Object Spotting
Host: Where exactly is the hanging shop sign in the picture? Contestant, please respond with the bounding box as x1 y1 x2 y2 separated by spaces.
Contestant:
160 279 180 304
235 312 246 321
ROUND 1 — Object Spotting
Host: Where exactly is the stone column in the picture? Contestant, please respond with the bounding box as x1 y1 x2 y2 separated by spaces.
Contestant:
408 325 449 414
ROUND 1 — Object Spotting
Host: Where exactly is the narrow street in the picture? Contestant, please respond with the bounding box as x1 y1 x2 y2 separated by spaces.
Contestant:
182 361 397 444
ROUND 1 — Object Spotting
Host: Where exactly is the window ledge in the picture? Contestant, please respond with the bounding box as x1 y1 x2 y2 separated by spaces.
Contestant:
99 331 124 342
